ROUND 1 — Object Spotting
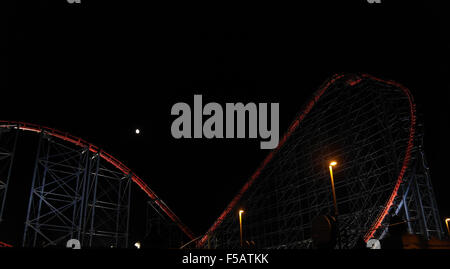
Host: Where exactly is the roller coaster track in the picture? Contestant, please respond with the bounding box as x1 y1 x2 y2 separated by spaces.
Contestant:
0 120 196 242
0 73 417 248
0 241 12 247
198 73 416 247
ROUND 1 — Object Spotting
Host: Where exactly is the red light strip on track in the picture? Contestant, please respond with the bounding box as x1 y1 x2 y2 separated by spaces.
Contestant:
0 120 196 241
197 73 416 247
197 74 346 247
0 241 12 247
360 73 416 242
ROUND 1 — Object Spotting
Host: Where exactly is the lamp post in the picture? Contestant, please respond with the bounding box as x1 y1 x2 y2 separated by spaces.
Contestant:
445 218 450 237
328 161 342 249
328 161 338 216
239 210 244 247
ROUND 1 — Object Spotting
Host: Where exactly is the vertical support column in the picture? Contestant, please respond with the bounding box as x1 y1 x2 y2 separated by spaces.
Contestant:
125 175 132 248
23 134 90 247
70 147 88 239
82 153 132 248
23 132 43 247
75 147 89 241
418 146 444 239
115 175 123 246
32 138 51 247
87 152 100 247
393 139 445 240
401 181 413 233
412 171 429 239
380 131 445 241
407 124 445 239
0 126 18 223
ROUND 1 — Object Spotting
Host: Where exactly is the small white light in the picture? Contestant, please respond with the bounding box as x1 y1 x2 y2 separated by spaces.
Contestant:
134 242 141 249
135 129 140 135
367 239 381 249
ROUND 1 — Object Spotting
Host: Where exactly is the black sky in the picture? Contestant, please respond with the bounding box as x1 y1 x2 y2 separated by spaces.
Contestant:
2 0 449 245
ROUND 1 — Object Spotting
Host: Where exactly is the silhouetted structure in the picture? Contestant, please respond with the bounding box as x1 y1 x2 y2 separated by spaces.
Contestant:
200 74 445 249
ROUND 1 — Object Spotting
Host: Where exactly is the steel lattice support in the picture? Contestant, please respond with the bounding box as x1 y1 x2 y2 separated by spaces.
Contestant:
81 152 132 248
23 132 131 248
201 74 444 249
379 124 445 240
0 126 18 223
23 132 89 247
0 120 195 241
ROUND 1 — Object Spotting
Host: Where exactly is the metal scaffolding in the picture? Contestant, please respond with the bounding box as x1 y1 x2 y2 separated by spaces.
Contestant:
22 132 131 248
379 125 444 240
203 74 445 249
81 151 132 248
0 120 195 245
0 125 18 223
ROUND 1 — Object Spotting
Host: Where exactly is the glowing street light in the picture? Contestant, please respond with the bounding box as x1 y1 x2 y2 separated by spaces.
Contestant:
328 161 342 249
134 241 141 249
239 210 244 247
328 161 338 216
445 218 450 236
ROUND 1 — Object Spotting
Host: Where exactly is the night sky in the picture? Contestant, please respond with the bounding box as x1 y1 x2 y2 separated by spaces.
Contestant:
2 0 449 246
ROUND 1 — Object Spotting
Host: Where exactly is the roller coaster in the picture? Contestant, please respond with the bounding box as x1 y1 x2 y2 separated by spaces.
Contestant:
0 73 446 248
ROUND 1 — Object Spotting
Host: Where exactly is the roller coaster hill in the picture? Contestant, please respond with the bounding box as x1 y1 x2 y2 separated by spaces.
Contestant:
0 73 449 249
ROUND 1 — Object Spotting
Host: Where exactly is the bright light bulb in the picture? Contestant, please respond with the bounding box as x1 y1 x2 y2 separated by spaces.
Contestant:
135 129 140 135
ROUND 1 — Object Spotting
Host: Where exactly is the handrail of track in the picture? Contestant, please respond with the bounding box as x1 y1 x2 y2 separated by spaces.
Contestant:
0 120 196 241
197 73 416 247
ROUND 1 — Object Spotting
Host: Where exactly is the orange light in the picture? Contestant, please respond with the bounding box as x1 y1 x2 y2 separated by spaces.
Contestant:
446 218 450 236
239 210 244 247
329 161 337 167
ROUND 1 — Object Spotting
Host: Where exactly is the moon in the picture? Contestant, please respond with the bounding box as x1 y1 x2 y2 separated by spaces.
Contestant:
135 129 141 135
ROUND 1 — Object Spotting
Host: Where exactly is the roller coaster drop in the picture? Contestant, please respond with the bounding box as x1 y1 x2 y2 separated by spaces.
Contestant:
0 74 446 248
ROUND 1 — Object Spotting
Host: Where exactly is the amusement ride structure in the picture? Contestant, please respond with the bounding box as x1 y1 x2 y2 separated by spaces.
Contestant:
0 74 445 248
